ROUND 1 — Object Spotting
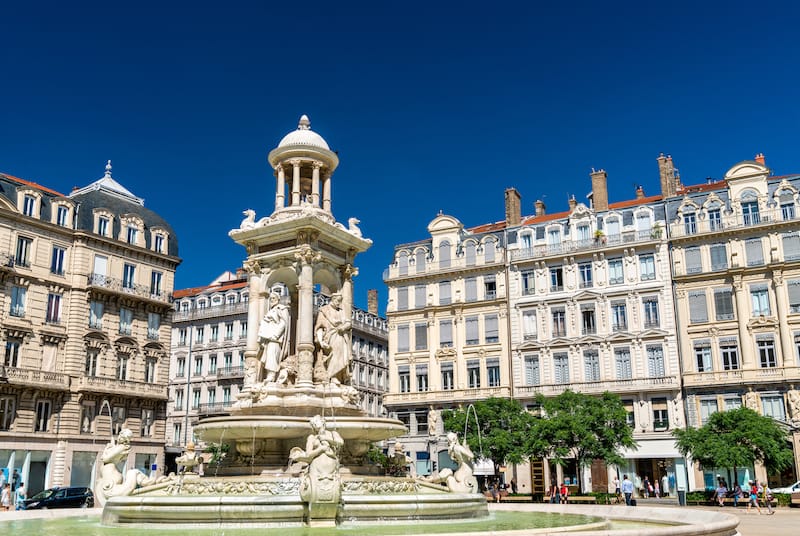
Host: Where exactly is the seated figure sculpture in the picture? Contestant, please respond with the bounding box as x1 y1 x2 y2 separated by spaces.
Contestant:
95 428 163 506
289 415 344 505
426 432 478 493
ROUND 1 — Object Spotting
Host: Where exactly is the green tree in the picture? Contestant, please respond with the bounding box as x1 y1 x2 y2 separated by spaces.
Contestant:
534 390 636 493
442 397 538 475
673 407 793 481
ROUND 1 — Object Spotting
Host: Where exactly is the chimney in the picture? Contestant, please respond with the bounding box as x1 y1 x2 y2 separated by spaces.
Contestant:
657 153 678 198
534 199 546 216
367 289 378 315
504 188 521 226
755 153 766 165
568 195 577 210
636 185 645 199
589 168 609 211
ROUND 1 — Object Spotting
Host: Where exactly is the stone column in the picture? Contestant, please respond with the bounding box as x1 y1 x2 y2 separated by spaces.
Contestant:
732 277 754 368
291 159 301 206
322 172 331 212
275 165 285 211
312 162 322 207
243 260 263 387
295 246 319 386
772 271 793 364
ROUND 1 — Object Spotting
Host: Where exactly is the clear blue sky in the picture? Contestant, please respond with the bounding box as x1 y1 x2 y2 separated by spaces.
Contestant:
3 1 799 313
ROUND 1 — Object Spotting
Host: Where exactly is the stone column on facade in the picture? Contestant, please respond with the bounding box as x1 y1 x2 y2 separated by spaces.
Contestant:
291 159 301 206
243 259 263 387
275 165 285 211
772 270 793 364
295 245 318 386
311 162 322 207
732 277 754 368
322 172 331 212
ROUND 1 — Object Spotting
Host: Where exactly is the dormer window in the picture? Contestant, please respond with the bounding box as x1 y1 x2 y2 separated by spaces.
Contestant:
22 195 36 216
119 215 144 246
151 228 169 254
98 217 109 236
126 225 138 245
154 234 164 253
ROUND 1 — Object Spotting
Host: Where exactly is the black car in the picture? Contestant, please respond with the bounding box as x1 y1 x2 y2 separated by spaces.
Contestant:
24 486 94 509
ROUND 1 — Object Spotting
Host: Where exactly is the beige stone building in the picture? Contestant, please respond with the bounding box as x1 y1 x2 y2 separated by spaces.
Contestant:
0 163 179 495
667 155 800 490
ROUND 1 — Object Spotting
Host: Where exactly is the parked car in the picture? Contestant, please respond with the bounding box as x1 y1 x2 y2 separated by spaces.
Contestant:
24 486 94 509
772 480 800 494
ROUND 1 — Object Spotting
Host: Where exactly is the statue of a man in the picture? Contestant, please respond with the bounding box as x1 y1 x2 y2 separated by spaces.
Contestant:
258 291 291 383
428 407 439 436
314 293 351 385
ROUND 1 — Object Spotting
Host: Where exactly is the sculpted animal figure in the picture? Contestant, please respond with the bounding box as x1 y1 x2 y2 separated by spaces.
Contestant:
347 217 362 238
240 209 256 230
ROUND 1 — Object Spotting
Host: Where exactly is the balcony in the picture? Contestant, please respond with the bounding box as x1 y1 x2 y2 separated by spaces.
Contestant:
197 401 234 416
512 230 660 262
172 302 248 322
76 375 168 400
384 385 511 406
87 274 173 305
514 375 680 398
683 366 800 387
217 366 245 379
669 206 800 239
2 366 70 391
385 255 504 280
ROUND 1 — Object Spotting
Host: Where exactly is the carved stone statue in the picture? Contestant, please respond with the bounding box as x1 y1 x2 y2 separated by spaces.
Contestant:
257 291 291 383
788 387 800 423
427 432 478 493
393 440 416 478
427 407 439 436
289 415 344 520
314 293 351 385
239 209 256 230
744 388 759 411
176 442 203 474
95 428 160 506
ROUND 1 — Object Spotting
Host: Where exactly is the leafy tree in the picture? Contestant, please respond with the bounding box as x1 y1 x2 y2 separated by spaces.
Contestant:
442 397 538 475
673 407 793 480
534 390 636 493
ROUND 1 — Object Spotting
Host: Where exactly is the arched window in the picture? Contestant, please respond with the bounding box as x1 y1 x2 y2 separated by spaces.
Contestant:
398 251 409 275
740 190 760 225
439 241 451 268
484 239 496 263
465 242 476 266
415 249 427 273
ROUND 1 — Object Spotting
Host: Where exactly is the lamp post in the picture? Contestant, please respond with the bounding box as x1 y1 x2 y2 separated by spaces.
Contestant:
183 324 194 446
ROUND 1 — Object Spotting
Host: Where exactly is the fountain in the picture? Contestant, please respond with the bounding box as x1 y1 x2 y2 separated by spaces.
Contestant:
98 115 489 528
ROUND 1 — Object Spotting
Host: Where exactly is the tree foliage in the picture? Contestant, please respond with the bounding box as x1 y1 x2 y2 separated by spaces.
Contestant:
534 390 636 491
673 407 793 474
442 397 538 473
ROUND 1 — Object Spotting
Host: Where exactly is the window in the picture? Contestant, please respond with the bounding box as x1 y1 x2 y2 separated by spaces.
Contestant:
80 403 95 434
195 327 204 343
652 398 669 431
439 319 453 347
85 348 99 376
438 241 451 268
643 298 659 328
484 276 497 299
414 322 427 350
56 205 69 226
122 263 135 289
97 216 109 236
144 358 157 383
522 270 536 294
788 280 800 313
225 322 233 340
46 293 61 324
140 408 153 437
192 389 201 409
35 400 51 432
465 278 477 302
724 397 742 411
208 354 218 375
487 358 500 387
611 301 627 332
484 239 496 263
639 254 655 281
615 347 632 380
584 350 600 382
608 259 623 285
50 246 66 275
173 423 182 444
89 300 104 329
154 234 165 253
622 400 635 427
399 366 410 393
397 324 409 352
415 249 427 273
720 339 740 370
700 398 718 425
750 285 771 316
178 328 187 346
467 359 481 388
576 224 591 241
581 305 596 335
240 321 248 338
222 387 231 403
465 316 479 345
742 199 760 225
465 242 476 266
523 310 537 340
150 271 163 297
708 208 721 230
484 314 499 343
4 339 21 368
209 325 219 342
745 239 764 266
119 307 133 335
714 288 735 320
441 362 454 390
579 262 593 288
688 290 708 323
553 353 569 384
439 281 451 305
710 244 728 271
783 233 800 261
551 308 566 337
761 395 786 421
546 228 561 250
647 345 665 377
397 251 408 275
694 341 713 372
521 233 532 250
397 286 408 310
10 286 26 317
126 225 138 245
683 212 696 234
223 352 233 368
116 354 129 380
549 266 563 291
524 354 540 386
685 247 702 274
414 285 426 308
147 313 160 340
22 194 36 216
0 397 15 431
416 364 428 392
757 337 777 368
606 217 620 237
15 236 32 267
194 356 203 376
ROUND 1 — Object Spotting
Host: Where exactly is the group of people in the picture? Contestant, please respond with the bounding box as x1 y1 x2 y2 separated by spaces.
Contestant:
0 470 25 511
712 475 774 514
548 480 570 504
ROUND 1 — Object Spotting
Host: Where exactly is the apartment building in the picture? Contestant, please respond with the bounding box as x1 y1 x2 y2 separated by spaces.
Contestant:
0 162 179 494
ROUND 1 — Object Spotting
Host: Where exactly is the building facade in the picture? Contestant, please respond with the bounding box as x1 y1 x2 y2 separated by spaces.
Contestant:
0 162 179 495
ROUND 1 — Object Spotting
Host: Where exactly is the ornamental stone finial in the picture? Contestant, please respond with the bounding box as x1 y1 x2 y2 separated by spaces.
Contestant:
104 160 113 178
298 115 311 130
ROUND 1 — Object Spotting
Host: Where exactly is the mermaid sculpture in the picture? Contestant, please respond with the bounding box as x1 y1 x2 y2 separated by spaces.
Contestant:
94 428 160 506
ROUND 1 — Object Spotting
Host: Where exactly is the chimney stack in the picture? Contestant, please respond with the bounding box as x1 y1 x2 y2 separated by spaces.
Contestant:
367 289 379 315
568 195 577 210
504 188 521 226
534 199 546 216
589 168 609 211
636 185 645 199
657 153 678 198
755 153 766 165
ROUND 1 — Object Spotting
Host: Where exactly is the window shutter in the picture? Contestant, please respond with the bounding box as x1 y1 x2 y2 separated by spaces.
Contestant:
685 248 702 273
783 233 800 261
397 325 409 352
789 280 800 309
465 316 479 342
397 287 408 310
688 290 708 323
414 323 427 349
713 288 734 319
465 278 477 302
484 315 498 341
465 242 476 265
524 355 540 385
745 239 764 266
710 244 727 270
414 285 426 308
440 320 453 346
439 281 451 304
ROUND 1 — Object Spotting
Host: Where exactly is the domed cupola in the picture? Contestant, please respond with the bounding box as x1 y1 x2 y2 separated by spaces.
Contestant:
268 115 339 215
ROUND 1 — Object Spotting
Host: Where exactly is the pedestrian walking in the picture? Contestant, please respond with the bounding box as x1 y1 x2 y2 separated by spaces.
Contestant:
643 475 651 499
10 470 19 492
761 482 774 515
612 475 621 503
746 481 761 514
14 482 25 510
1 483 11 511
549 478 560 504
510 477 518 494
654 481 660 498
621 474 634 506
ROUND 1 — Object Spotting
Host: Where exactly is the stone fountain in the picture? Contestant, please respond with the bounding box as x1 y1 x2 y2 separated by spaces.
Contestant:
98 116 489 528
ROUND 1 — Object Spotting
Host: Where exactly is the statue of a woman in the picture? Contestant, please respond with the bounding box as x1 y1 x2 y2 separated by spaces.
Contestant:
258 291 291 383
289 415 344 505
314 293 351 384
